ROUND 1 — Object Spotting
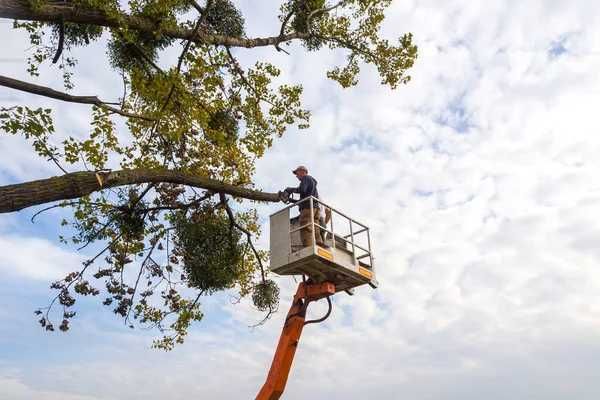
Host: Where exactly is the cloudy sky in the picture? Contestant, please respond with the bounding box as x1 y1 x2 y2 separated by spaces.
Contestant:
2 1 600 399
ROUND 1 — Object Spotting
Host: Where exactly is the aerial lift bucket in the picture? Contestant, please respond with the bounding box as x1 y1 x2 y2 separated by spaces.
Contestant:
256 197 376 399
269 196 377 292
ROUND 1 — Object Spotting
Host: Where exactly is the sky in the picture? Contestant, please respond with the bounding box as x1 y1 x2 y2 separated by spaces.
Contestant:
2 0 600 399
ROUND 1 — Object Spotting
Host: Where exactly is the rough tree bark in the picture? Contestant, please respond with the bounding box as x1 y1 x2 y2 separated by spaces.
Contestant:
0 169 281 213
0 0 309 48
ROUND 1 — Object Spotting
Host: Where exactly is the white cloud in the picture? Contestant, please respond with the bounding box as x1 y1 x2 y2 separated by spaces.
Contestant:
0 373 104 400
0 235 83 280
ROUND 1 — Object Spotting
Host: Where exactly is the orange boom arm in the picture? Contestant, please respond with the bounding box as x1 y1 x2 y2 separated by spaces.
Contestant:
256 281 335 400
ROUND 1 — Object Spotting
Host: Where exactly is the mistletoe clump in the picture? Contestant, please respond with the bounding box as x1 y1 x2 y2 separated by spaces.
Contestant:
204 0 246 37
173 206 246 294
252 280 280 312
290 0 326 34
206 109 240 145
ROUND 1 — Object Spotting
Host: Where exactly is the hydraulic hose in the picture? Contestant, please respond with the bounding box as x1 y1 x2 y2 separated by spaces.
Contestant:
303 296 332 326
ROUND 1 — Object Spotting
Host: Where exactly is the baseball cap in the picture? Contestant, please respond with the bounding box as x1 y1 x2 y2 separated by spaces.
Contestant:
292 165 308 174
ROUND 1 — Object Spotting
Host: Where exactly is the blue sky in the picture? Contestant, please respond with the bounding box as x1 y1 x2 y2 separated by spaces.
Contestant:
3 1 600 399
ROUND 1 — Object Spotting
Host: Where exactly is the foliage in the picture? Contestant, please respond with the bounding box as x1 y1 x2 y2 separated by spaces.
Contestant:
282 0 418 87
0 106 60 164
1 0 417 349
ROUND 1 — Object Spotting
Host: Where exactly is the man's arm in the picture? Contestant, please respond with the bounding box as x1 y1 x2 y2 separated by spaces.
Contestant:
281 184 300 204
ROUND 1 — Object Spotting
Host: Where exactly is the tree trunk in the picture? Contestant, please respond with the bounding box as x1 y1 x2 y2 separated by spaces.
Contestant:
0 169 280 213
0 0 307 48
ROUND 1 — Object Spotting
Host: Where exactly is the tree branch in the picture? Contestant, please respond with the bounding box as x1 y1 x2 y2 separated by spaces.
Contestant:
0 169 281 213
275 10 295 54
189 1 204 15
0 0 310 48
0 75 154 121
51 17 64 64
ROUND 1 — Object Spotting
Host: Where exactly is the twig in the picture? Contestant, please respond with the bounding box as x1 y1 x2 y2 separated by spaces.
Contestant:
42 233 123 325
31 202 77 222
218 193 266 282
249 304 277 328
38 140 69 174
125 240 158 324
31 200 116 222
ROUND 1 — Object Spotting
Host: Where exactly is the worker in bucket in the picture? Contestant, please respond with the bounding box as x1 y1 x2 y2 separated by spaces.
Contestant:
283 165 326 248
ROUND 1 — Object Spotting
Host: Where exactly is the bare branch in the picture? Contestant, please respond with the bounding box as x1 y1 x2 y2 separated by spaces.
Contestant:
30 201 77 222
41 233 122 325
275 10 295 53
0 75 154 121
51 18 64 64
249 304 277 328
38 140 69 174
189 1 204 15
30 200 116 222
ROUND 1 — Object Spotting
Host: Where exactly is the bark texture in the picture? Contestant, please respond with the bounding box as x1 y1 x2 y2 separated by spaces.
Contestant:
0 0 308 48
0 169 281 213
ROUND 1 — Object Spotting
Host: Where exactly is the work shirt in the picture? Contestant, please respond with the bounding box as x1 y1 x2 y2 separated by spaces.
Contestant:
287 175 319 210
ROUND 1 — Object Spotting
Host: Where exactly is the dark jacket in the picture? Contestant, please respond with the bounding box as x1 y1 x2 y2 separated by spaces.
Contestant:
286 175 319 210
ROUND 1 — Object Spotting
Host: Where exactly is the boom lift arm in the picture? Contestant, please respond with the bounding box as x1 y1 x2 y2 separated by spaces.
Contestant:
256 281 336 400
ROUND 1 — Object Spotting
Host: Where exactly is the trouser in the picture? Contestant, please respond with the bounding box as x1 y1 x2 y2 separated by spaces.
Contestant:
299 207 324 247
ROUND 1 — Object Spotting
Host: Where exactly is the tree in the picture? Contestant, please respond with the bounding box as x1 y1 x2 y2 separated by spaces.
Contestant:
0 0 417 349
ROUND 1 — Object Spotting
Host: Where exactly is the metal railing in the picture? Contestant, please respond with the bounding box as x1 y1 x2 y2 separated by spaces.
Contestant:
281 196 374 271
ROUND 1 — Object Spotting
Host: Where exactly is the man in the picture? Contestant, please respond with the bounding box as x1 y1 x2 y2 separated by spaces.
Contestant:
284 165 325 247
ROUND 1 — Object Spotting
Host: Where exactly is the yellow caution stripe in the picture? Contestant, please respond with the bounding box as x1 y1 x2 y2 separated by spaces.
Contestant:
358 266 373 279
317 247 333 261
